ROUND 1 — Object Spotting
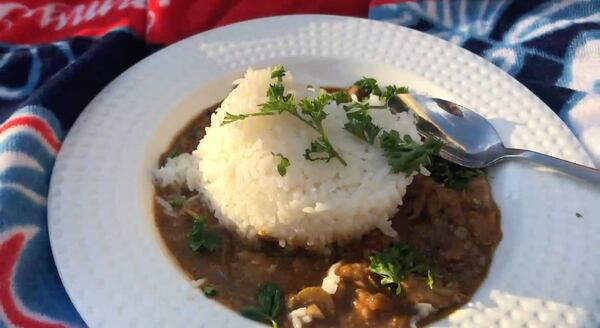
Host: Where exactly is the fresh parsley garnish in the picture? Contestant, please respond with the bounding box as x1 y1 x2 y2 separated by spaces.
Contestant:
266 83 286 100
222 111 276 125
354 77 381 97
380 130 442 176
429 158 484 190
222 66 292 125
168 147 180 158
380 85 409 102
187 216 221 252
297 92 332 126
353 78 408 102
426 269 434 289
240 282 282 328
332 90 352 105
222 69 436 172
270 64 286 80
202 284 217 298
297 93 347 165
368 243 431 294
271 153 290 176
303 135 342 164
342 102 382 145
576 212 583 218
222 66 347 166
167 194 186 208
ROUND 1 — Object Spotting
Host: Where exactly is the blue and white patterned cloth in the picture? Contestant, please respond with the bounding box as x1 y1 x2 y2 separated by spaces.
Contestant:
0 31 148 328
370 0 600 165
0 1 597 327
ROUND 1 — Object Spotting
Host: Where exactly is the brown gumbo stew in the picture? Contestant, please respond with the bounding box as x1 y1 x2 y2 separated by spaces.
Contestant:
154 97 502 328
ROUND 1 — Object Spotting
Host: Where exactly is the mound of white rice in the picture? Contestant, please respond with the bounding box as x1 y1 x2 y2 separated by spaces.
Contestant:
155 67 421 247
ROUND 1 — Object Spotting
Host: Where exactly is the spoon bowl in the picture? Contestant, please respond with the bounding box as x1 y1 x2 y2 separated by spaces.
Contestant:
387 93 600 183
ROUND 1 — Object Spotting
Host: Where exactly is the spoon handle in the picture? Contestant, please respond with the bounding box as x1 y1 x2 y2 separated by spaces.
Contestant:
504 148 600 184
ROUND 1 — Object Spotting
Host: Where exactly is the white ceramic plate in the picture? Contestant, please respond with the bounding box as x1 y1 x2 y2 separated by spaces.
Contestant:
48 15 600 328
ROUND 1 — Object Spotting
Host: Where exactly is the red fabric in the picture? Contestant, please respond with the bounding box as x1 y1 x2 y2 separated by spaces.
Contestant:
0 0 372 45
148 0 371 44
0 231 67 328
0 116 62 153
0 0 147 44
369 0 415 6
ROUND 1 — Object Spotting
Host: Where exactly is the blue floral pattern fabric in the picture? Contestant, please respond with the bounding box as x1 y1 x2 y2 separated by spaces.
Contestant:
370 0 600 164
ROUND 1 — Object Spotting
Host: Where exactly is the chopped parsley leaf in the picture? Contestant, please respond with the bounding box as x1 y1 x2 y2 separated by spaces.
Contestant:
271 64 286 81
304 135 344 164
222 111 275 125
202 285 218 298
187 216 221 252
332 90 352 105
297 92 347 166
221 66 346 166
342 102 382 145
297 92 332 129
240 283 282 328
167 194 186 208
353 78 408 102
260 92 295 115
380 85 409 102
380 130 442 176
266 83 286 100
429 158 484 190
354 77 381 96
427 269 434 289
168 147 180 158
368 243 432 295
271 153 290 176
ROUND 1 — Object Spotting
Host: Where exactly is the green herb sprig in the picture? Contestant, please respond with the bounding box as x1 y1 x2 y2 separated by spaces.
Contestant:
222 65 346 166
380 130 442 176
353 77 409 102
298 93 347 165
429 158 484 190
426 269 434 289
222 66 294 125
167 194 186 208
380 85 409 102
342 102 382 145
354 77 381 97
187 216 221 252
271 153 290 176
168 147 181 158
202 284 217 298
332 90 352 105
240 283 283 328
368 243 432 294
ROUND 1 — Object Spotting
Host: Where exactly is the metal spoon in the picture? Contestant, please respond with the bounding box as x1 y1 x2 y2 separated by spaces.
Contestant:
385 93 600 184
